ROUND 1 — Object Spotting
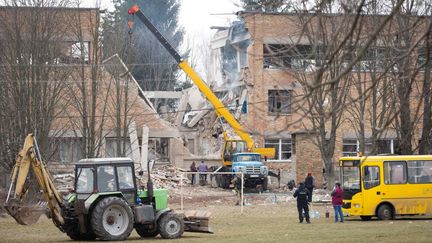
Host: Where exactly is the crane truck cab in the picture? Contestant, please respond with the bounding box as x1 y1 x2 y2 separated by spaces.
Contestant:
232 152 269 191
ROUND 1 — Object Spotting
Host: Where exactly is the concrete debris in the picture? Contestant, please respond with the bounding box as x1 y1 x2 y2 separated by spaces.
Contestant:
53 173 74 193
138 165 189 192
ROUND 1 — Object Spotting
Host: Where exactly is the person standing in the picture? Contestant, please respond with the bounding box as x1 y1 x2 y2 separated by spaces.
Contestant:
305 173 314 201
198 161 208 185
293 182 312 223
231 176 242 205
190 161 197 185
331 182 344 223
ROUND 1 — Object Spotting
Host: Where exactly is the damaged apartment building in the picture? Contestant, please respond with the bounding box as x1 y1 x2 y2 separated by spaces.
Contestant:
173 10 431 187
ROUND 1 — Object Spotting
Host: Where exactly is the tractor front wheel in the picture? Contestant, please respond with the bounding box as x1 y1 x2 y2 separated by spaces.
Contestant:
135 223 160 238
158 212 184 239
91 197 134 241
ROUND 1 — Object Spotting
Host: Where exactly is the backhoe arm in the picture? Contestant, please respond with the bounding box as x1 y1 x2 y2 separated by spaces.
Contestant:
5 134 64 225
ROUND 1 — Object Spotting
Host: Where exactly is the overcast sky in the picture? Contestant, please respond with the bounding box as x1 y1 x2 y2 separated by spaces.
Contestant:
83 0 241 39
179 0 240 38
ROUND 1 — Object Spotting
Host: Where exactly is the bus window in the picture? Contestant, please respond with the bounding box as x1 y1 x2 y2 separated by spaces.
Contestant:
363 166 380 189
342 166 360 190
407 160 432 184
384 161 407 184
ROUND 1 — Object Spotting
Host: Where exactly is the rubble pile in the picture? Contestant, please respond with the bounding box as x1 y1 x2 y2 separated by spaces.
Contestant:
139 165 188 192
53 173 74 193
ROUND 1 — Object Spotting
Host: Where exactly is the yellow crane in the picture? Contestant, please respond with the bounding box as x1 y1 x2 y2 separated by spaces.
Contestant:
128 5 275 189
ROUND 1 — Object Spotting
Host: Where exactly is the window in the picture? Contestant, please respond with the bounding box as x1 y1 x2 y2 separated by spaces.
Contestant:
407 160 432 184
117 166 134 189
342 166 360 190
71 41 89 63
148 138 169 162
350 47 391 72
384 161 407 184
97 166 117 192
363 166 380 189
263 44 323 70
268 90 292 114
342 139 358 157
417 47 432 70
76 167 94 193
265 139 292 161
50 137 83 163
342 138 399 156
105 137 132 157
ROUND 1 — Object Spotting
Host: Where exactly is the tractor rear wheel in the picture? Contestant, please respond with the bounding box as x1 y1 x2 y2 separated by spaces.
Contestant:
135 224 160 238
158 212 184 239
91 197 134 241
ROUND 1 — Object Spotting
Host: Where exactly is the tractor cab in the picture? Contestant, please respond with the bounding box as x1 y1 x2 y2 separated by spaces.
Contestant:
74 158 137 203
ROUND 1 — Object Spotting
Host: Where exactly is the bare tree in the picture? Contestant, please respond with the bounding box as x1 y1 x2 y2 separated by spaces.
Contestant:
284 0 406 183
0 0 73 171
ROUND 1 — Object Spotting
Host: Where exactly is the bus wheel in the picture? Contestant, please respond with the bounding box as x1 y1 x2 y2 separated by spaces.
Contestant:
360 216 372 221
377 204 393 220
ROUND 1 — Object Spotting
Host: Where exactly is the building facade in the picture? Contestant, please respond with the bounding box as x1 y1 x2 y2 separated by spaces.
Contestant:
209 11 430 186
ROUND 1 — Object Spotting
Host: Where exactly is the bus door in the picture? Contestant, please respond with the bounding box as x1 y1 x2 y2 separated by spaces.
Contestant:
361 165 381 215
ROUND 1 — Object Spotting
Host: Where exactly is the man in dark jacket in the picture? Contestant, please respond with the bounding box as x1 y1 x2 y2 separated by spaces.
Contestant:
293 182 312 223
305 173 314 201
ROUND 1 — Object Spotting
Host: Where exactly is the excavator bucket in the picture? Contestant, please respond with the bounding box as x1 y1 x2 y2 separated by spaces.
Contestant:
3 199 47 225
179 210 213 234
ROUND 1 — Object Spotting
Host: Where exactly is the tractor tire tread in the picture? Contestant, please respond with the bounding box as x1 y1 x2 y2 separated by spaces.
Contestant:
158 212 184 239
91 197 134 241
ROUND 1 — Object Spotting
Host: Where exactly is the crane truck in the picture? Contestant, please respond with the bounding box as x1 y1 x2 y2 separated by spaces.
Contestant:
4 134 212 241
127 5 276 190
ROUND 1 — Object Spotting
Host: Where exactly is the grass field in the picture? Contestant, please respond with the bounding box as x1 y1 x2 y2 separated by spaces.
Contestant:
1 201 432 243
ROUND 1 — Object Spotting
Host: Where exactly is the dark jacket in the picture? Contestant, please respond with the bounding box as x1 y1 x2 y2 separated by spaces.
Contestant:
305 175 314 189
293 184 311 203
190 163 197 172
331 187 343 206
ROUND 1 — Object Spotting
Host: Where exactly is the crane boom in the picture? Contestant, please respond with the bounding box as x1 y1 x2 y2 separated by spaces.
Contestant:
128 5 274 158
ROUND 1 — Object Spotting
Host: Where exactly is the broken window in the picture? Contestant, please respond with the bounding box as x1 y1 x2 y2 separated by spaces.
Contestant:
105 137 132 158
49 137 83 163
342 138 399 156
350 46 391 72
71 41 89 63
264 139 292 161
268 89 292 114
263 44 322 70
148 138 169 163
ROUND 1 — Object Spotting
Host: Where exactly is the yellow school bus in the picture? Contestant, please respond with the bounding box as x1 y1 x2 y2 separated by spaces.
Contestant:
339 155 432 220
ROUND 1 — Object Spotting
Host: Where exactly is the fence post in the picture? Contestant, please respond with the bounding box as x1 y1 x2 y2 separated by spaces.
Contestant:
241 172 244 214
180 172 184 211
